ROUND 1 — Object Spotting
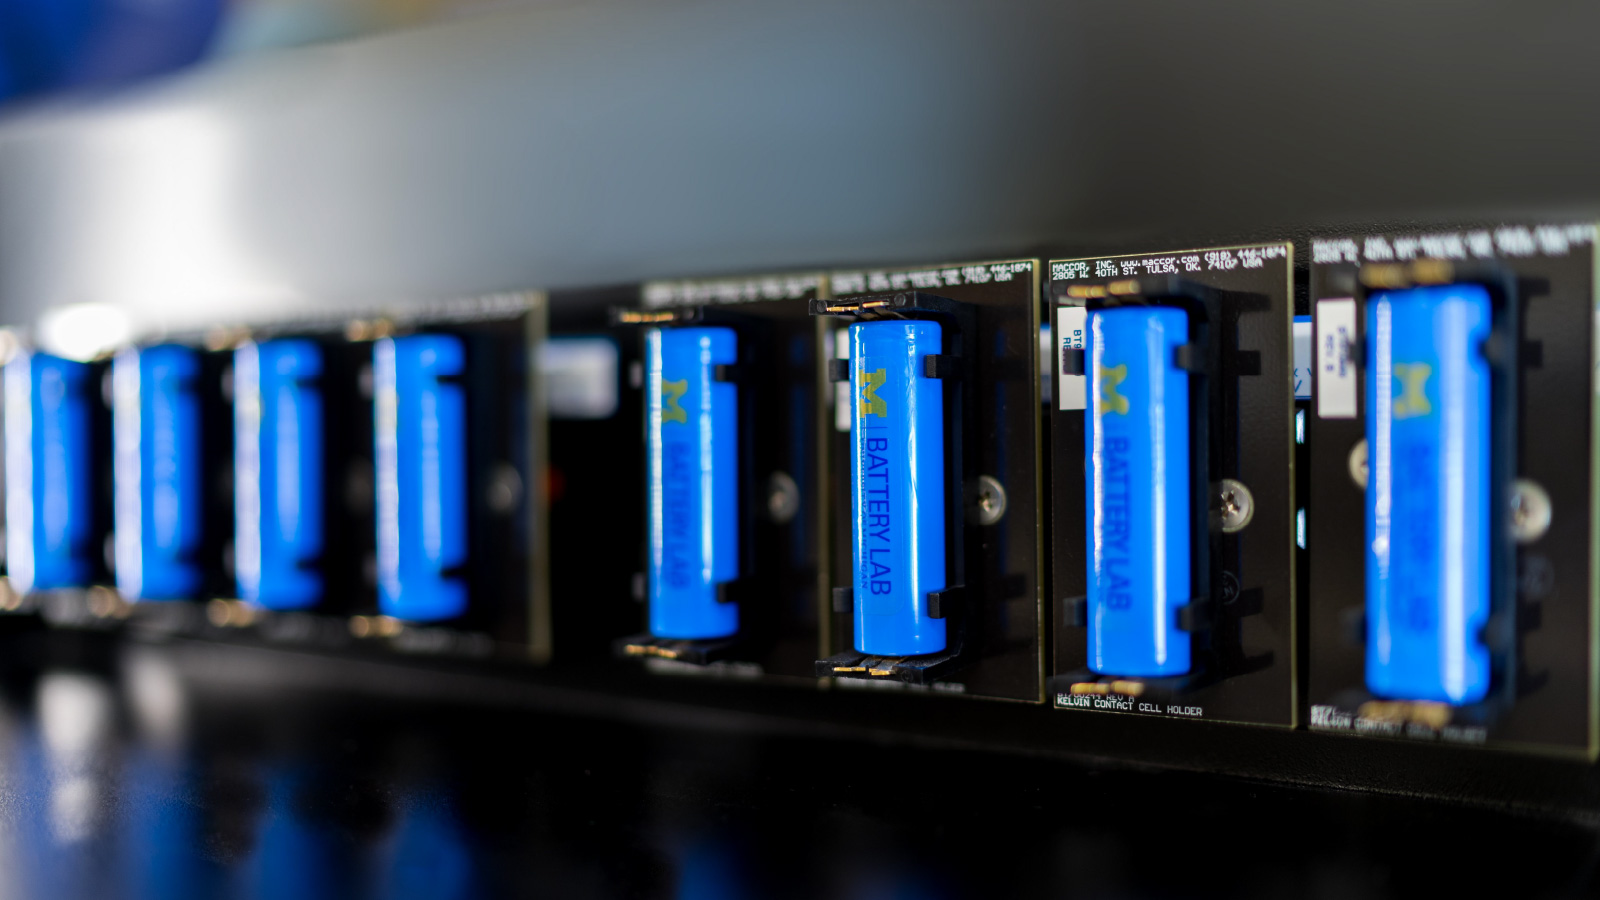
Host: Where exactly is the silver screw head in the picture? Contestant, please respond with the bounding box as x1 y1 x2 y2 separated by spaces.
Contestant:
1510 479 1552 544
486 463 524 515
967 475 1007 526
1348 439 1369 490
766 472 799 524
1216 479 1255 533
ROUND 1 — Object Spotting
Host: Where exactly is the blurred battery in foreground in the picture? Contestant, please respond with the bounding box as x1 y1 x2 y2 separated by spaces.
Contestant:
1365 284 1493 705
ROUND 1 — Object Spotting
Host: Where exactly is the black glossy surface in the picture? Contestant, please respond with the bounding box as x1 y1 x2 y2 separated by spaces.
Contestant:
0 631 1595 899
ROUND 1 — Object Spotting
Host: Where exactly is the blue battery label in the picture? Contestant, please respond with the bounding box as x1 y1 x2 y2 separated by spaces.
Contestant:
4 352 96 592
1084 307 1192 677
375 335 468 622
646 327 740 639
235 340 324 610
849 319 947 656
1365 284 1492 705
113 345 204 600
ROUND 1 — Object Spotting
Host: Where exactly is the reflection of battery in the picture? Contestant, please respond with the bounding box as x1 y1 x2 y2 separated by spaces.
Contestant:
1084 307 1192 677
849 319 946 657
646 327 739 640
1365 285 1492 705
374 335 468 622
4 352 95 592
114 345 204 600
235 340 324 610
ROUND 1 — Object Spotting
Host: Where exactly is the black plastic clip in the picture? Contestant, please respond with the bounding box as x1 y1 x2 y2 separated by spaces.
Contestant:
1480 333 1515 368
1176 597 1212 633
923 354 962 380
1173 343 1207 373
826 359 850 383
1063 595 1087 628
1230 587 1266 618
832 586 854 614
1341 607 1366 647
1478 609 1516 654
1345 335 1364 369
1061 347 1085 376
927 586 964 619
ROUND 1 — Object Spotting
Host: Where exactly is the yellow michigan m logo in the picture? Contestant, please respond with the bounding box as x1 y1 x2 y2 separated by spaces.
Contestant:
860 369 887 417
1097 364 1129 415
661 379 688 424
1392 363 1431 419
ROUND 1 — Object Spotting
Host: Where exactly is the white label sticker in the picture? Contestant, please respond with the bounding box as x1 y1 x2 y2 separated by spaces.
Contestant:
1056 305 1088 411
1292 317 1312 400
1316 299 1358 418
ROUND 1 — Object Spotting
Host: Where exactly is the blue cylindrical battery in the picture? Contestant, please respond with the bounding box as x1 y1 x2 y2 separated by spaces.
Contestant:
234 339 325 610
849 319 946 656
374 335 469 622
113 345 205 600
1084 306 1192 677
1365 284 1492 705
646 326 740 640
4 351 96 592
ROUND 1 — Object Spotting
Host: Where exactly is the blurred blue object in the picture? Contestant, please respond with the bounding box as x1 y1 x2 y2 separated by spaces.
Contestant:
0 0 222 104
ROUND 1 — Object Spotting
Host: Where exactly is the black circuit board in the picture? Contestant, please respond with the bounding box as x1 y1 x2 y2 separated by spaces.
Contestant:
618 274 829 682
822 260 1043 702
1306 224 1596 756
1047 244 1296 725
101 300 549 664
